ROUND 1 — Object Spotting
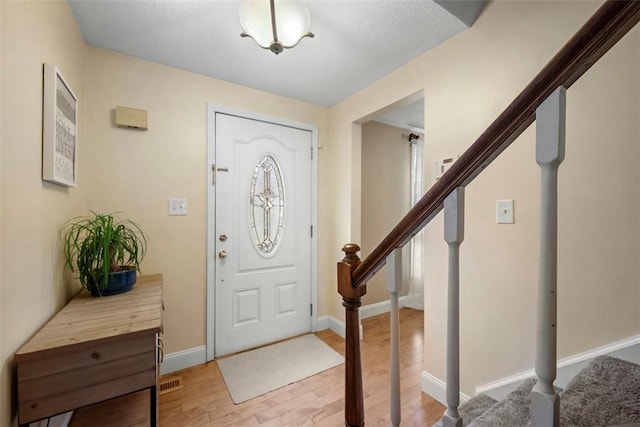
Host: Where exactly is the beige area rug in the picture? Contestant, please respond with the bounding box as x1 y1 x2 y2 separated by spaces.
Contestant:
217 334 344 404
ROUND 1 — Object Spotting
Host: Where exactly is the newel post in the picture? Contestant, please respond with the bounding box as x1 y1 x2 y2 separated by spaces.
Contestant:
338 243 366 427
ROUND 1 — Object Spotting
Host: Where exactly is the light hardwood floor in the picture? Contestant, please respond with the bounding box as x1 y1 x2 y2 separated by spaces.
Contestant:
71 308 445 426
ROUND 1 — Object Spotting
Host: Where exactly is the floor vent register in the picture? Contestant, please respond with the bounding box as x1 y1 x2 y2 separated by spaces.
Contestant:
159 376 183 395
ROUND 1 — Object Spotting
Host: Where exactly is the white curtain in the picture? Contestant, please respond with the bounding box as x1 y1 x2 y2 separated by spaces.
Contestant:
404 136 424 310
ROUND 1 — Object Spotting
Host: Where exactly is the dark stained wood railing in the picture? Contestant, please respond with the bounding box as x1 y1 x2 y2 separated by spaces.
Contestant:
350 0 640 289
337 244 365 427
337 2 640 426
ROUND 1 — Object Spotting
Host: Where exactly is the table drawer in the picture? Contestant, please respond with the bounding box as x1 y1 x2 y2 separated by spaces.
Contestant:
18 334 157 424
18 333 155 380
19 367 156 424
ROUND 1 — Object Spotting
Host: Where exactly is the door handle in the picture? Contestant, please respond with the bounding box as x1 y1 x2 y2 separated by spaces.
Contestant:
211 164 230 186
218 250 227 259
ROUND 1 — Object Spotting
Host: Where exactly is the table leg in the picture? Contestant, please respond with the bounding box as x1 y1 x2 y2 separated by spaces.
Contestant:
150 385 158 426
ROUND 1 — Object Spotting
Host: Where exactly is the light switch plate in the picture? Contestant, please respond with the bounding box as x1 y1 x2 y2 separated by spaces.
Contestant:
168 198 188 216
496 199 514 224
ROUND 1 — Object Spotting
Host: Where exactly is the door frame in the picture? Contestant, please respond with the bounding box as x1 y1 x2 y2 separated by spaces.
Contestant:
206 104 319 361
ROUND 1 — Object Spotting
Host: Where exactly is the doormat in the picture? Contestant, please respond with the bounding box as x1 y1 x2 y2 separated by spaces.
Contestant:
217 334 344 404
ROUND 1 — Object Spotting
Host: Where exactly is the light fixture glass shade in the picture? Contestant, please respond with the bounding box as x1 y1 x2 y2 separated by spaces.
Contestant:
239 1 272 47
240 0 313 54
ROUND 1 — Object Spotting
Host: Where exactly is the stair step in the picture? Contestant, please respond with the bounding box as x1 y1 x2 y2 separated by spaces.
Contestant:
468 378 562 427
558 355 640 427
432 394 498 427
432 356 639 427
467 378 537 427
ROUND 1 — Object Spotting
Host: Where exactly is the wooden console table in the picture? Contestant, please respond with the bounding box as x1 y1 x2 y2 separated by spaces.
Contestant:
15 274 163 426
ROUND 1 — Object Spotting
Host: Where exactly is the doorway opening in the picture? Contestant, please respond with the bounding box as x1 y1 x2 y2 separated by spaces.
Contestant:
356 91 425 312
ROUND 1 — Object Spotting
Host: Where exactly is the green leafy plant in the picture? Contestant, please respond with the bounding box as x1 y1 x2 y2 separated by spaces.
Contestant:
61 212 147 295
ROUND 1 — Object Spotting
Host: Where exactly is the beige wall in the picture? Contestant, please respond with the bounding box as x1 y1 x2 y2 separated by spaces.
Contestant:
361 121 411 305
0 1 87 426
0 1 329 423
83 47 330 354
1 0 638 422
329 0 639 395
426 4 639 394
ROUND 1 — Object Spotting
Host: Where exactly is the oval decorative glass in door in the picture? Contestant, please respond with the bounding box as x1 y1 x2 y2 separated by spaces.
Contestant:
249 154 285 257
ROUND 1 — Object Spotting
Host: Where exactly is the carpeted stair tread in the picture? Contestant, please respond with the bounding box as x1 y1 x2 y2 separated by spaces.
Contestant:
468 378 561 427
467 378 537 427
432 394 498 427
558 355 640 427
431 356 638 427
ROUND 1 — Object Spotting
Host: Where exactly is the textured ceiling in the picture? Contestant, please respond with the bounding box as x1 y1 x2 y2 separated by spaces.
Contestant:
68 0 485 107
374 97 425 133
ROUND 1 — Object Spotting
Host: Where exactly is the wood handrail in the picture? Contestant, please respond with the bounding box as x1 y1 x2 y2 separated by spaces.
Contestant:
351 0 640 288
338 3 639 425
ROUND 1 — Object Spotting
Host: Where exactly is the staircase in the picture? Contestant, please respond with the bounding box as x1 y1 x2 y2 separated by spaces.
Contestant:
336 2 640 426
434 356 640 427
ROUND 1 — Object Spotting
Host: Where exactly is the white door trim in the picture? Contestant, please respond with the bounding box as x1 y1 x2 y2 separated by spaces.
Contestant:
206 104 319 361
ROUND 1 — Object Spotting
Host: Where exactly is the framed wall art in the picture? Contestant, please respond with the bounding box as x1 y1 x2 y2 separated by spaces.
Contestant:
43 63 78 187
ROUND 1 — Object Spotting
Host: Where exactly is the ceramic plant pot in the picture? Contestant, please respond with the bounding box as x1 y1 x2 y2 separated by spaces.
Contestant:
88 267 137 297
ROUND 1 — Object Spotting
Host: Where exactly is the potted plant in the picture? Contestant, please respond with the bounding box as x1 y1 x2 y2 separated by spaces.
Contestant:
61 212 147 296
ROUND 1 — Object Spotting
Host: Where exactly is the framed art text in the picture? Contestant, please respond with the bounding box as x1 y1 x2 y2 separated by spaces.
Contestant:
43 63 78 187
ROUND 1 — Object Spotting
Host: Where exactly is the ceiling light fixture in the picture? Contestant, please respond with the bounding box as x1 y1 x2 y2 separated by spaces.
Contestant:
239 0 314 55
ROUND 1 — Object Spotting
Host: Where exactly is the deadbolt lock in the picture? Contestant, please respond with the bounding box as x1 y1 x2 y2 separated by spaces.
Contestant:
219 234 227 242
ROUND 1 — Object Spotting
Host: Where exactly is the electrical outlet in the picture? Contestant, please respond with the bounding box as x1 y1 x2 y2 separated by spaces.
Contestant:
168 198 188 216
496 199 514 224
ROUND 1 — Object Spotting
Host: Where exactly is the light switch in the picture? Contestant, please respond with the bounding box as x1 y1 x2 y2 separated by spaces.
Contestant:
496 199 514 224
169 198 188 216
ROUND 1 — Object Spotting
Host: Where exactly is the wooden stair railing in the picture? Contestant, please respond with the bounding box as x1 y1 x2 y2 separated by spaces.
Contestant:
337 2 640 426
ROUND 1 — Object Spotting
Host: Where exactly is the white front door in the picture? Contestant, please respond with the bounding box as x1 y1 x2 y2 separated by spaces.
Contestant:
213 112 312 356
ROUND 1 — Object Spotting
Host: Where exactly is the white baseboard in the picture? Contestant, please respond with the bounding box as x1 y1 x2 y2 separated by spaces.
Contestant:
160 316 335 376
324 296 411 339
56 412 73 427
328 315 363 340
160 345 207 375
422 370 470 406
423 335 640 407
554 334 640 368
329 315 347 338
30 411 73 427
316 315 329 331
360 296 408 320
475 334 640 401
160 298 408 377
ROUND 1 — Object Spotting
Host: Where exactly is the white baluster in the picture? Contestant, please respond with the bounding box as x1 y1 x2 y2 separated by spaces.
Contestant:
386 248 403 427
532 86 566 427
443 187 464 427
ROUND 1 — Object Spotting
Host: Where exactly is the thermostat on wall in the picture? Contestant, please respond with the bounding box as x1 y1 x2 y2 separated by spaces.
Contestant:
115 106 148 130
434 155 459 181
